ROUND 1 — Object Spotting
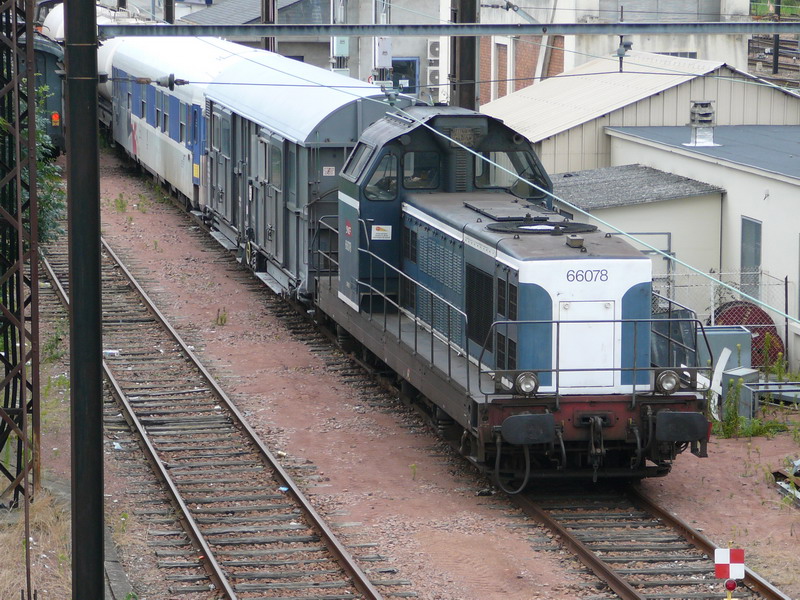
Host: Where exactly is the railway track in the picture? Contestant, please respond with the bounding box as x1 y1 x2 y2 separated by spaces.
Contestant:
514 485 791 600
40 234 395 599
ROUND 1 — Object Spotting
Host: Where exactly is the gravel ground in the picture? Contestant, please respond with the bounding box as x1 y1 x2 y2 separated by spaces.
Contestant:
24 147 800 599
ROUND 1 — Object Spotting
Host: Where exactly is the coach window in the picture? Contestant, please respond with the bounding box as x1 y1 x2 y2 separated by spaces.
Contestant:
270 145 282 190
139 84 146 119
403 151 439 189
220 118 231 157
179 103 187 143
155 92 162 130
211 114 220 151
162 95 169 133
364 154 397 201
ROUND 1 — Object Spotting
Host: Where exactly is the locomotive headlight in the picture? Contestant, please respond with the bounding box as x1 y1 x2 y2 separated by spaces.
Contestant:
515 372 539 395
655 370 680 395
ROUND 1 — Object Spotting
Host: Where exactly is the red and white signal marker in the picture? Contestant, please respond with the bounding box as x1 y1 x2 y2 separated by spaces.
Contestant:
714 547 745 579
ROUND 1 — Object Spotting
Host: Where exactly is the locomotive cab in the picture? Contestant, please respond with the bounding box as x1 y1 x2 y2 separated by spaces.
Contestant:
337 106 552 311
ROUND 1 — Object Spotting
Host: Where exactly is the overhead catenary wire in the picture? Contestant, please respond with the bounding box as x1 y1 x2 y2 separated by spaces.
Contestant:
119 36 800 327
391 101 800 327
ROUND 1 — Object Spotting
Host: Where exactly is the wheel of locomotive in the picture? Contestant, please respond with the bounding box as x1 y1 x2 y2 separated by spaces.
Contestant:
244 241 254 270
335 324 357 353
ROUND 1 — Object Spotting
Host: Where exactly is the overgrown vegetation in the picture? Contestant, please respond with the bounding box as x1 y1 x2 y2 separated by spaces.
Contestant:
3 84 68 244
41 318 67 363
114 192 128 212
751 0 800 16
713 377 791 438
0 490 72 598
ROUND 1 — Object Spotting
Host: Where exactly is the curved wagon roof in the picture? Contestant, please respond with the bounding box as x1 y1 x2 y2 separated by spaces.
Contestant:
101 36 403 145
203 44 401 145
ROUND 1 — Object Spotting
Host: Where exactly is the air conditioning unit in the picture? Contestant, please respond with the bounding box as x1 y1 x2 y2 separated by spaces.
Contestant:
374 36 392 69
333 36 349 58
427 67 440 86
428 39 440 60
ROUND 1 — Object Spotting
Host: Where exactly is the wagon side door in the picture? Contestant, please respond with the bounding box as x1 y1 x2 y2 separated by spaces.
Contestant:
266 134 285 265
208 104 232 221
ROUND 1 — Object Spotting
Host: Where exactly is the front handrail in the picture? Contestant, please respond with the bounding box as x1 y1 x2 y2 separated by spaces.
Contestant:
313 220 714 405
478 317 713 406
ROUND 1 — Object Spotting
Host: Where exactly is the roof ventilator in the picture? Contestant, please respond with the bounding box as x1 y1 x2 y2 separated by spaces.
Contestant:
684 100 719 147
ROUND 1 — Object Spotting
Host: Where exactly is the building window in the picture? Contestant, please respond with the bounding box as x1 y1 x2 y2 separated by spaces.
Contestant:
741 216 761 299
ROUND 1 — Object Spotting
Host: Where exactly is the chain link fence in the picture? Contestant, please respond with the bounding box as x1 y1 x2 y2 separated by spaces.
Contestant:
652 267 788 368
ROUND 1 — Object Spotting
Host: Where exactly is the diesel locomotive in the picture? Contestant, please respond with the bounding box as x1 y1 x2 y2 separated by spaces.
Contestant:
97 36 712 488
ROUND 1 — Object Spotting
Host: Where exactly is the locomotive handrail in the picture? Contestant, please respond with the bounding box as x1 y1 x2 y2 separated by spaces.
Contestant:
314 215 341 286
477 317 713 406
355 247 473 392
313 218 475 391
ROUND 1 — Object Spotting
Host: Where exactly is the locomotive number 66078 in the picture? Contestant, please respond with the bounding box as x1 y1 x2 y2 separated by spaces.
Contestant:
566 269 609 282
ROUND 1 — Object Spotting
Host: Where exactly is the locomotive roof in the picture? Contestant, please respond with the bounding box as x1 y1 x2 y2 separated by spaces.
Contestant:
403 193 646 262
357 105 498 147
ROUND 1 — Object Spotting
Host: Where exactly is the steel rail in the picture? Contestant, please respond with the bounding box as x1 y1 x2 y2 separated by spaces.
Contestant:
627 485 793 600
99 238 385 600
512 493 644 600
41 250 238 598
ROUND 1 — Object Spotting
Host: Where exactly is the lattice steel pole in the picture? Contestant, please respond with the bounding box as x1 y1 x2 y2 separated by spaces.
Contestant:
0 0 40 515
0 0 40 595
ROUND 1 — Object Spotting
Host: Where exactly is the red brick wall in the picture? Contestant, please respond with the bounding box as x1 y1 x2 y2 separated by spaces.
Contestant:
547 36 565 77
477 34 565 105
497 44 508 98
479 36 491 105
514 35 541 90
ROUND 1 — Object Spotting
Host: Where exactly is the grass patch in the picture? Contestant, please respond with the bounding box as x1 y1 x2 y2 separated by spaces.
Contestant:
0 490 72 598
41 319 67 363
713 377 793 439
114 193 128 213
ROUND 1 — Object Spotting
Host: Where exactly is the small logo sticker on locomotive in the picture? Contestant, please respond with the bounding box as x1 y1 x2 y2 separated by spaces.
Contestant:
371 225 392 240
345 220 353 237
323 166 335 176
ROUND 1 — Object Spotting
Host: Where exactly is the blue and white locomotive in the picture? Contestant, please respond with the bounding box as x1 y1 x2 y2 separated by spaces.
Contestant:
97 37 711 487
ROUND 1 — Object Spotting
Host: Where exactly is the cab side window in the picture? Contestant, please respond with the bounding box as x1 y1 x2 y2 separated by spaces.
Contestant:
364 154 397 201
403 151 439 189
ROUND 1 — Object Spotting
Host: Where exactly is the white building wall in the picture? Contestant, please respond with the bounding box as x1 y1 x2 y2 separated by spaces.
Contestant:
478 0 752 102
540 69 800 174
607 131 800 367
352 0 439 98
569 194 723 280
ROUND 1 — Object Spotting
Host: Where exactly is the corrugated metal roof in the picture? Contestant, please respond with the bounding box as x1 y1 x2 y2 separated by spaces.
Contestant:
607 125 800 181
482 51 724 142
552 164 723 210
179 0 299 25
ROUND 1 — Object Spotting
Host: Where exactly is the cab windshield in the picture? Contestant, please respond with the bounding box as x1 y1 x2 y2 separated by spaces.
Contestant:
474 151 547 199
